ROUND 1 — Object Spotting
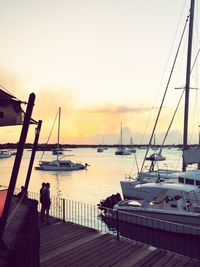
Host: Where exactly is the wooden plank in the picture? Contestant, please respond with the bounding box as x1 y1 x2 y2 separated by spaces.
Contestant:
67 238 137 266
39 220 200 267
40 223 94 243
174 256 194 267
40 229 99 254
134 247 160 267
40 233 110 265
142 250 168 266
113 245 157 267
41 221 95 241
51 234 116 265
87 243 144 267
151 251 177 267
42 235 115 267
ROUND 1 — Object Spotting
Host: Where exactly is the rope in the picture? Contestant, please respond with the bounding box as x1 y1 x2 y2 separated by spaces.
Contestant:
0 83 26 103
5 192 27 229
139 11 190 175
39 110 59 161
139 0 187 146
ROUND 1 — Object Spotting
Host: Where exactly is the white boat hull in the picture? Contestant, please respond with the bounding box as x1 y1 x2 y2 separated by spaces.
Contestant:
37 160 86 171
39 165 85 171
0 153 11 158
110 206 200 228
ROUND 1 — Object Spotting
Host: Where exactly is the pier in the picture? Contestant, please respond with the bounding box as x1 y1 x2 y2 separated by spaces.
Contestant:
0 189 200 266
39 217 200 267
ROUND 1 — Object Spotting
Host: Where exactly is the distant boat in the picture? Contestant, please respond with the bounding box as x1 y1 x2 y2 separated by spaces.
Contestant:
36 107 88 171
115 147 131 155
151 134 158 151
97 146 104 153
115 123 131 155
37 159 88 171
145 153 166 162
128 137 136 153
0 150 11 159
52 147 63 155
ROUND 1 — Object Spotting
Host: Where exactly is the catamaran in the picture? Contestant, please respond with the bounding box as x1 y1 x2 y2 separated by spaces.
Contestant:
36 107 88 171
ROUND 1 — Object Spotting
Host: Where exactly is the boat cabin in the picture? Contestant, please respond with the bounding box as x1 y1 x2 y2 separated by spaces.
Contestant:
178 170 200 187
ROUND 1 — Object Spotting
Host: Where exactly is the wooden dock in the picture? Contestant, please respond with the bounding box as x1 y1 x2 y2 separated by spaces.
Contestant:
39 218 200 267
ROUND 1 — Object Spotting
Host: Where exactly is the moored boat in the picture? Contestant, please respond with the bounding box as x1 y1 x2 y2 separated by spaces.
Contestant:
99 183 200 229
0 150 11 158
120 0 198 200
36 107 88 171
36 159 88 171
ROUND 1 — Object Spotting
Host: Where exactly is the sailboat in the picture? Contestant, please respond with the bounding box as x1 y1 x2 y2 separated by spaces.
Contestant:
52 107 63 156
120 0 200 200
36 107 88 171
115 123 131 155
128 137 136 153
97 139 104 152
151 134 157 151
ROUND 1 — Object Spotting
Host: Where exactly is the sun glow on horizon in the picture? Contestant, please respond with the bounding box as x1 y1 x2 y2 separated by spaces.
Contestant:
0 1 199 145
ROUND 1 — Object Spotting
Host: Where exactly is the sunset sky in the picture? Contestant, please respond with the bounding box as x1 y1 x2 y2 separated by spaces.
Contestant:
0 0 200 145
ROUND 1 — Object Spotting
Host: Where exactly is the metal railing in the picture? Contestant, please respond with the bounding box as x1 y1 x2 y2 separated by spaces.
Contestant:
7 186 200 259
13 187 200 236
14 188 114 235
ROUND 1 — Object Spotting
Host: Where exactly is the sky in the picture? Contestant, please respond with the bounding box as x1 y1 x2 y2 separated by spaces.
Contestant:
0 0 200 145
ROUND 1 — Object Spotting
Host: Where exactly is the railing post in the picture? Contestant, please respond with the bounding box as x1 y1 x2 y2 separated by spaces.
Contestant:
116 210 120 240
62 198 65 222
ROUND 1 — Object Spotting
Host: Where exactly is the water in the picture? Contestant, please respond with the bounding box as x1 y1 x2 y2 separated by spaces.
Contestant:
3 146 200 260
0 147 183 205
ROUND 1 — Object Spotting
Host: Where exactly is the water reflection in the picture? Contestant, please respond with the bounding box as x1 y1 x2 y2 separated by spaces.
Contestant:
55 173 62 218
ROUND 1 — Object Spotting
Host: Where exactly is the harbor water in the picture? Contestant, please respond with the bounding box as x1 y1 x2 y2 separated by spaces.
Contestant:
0 147 184 205
2 146 200 259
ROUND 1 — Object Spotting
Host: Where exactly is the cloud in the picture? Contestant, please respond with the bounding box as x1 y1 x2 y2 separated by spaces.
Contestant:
82 104 157 114
0 65 29 100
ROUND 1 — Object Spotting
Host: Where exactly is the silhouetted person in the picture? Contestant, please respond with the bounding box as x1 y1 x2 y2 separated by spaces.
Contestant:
40 183 51 224
40 182 46 222
17 186 27 198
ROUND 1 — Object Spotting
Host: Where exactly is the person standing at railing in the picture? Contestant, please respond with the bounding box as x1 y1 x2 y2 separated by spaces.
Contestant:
40 182 46 222
40 182 51 224
17 186 28 199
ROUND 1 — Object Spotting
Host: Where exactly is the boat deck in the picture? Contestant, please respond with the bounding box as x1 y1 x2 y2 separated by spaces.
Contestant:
39 217 200 267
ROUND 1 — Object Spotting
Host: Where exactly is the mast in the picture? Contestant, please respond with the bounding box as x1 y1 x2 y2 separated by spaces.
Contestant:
182 0 195 171
120 123 123 146
57 107 61 160
198 125 200 169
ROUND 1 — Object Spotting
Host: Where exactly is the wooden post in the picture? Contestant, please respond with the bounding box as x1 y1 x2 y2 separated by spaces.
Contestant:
24 120 42 193
0 93 35 246
116 210 120 240
63 198 65 222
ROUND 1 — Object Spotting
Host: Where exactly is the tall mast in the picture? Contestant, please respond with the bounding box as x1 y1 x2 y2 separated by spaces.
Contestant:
182 0 195 171
57 107 61 160
120 123 122 146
